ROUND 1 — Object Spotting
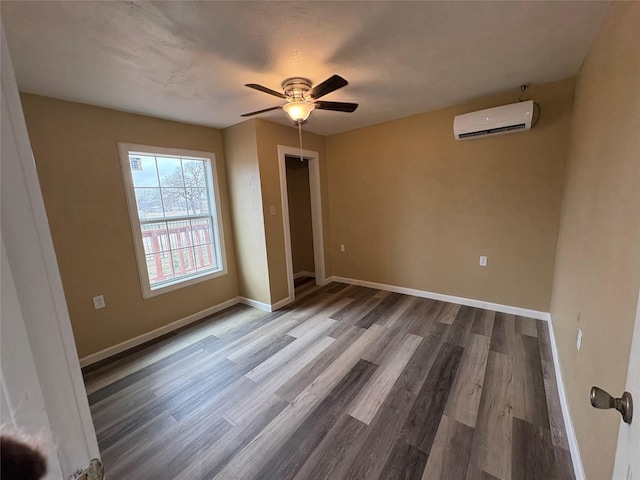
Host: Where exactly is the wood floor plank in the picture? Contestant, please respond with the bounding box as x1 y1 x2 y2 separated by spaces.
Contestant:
226 318 299 362
442 305 477 347
287 297 351 338
437 302 462 325
445 333 491 428
172 392 289 480
292 413 368 480
403 342 464 454
472 309 496 337
511 418 575 480
513 335 550 428
333 295 387 326
275 324 365 402
355 292 406 329
421 415 474 480
341 333 448 480
245 317 337 383
213 390 320 479
361 323 408 365
91 388 157 434
470 351 514 480
228 332 296 371
405 298 442 337
162 358 247 421
536 320 571 451
295 323 387 401
380 294 417 328
108 414 233 479
224 337 335 425
256 359 378 480
87 344 209 405
378 438 429 480
489 312 518 356
100 410 177 469
246 335 335 388
326 282 350 294
514 315 538 337
347 333 423 425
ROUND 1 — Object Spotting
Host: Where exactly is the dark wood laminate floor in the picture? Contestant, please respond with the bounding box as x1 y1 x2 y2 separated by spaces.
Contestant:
83 282 575 480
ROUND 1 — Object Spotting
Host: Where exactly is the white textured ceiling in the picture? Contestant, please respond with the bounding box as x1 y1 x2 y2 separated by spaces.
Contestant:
1 1 609 136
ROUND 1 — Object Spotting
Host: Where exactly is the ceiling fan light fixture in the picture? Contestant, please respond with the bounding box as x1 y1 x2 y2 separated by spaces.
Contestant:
283 101 315 122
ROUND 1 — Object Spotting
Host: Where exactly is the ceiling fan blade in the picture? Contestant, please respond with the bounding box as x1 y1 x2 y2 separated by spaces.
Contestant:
245 83 287 99
308 75 348 99
314 101 358 113
241 106 282 117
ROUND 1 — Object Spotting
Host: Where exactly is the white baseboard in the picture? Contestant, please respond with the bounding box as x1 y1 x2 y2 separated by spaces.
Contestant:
271 296 295 310
238 297 273 312
547 315 585 480
239 295 295 312
80 294 298 366
326 276 551 321
79 296 241 367
294 271 316 279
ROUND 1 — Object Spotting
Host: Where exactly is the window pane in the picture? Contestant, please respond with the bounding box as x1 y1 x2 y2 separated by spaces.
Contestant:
172 248 197 278
191 218 213 246
183 160 206 187
194 244 216 271
135 188 163 219
158 157 183 188
146 252 174 285
188 188 209 215
130 155 159 187
167 220 193 250
140 222 169 254
161 188 188 217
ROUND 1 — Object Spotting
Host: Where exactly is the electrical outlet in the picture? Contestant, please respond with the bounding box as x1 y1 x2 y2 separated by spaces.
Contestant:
479 256 488 267
340 244 345 252
93 295 105 310
576 328 583 351
269 205 276 216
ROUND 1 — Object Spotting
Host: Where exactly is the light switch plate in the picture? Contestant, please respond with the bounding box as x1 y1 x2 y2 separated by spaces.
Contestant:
479 256 488 267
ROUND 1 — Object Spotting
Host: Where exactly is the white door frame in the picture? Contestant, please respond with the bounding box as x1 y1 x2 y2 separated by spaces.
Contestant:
612 285 640 479
277 145 326 302
1 23 100 478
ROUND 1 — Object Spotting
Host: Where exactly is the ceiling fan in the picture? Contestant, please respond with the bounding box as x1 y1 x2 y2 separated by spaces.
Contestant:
241 74 358 122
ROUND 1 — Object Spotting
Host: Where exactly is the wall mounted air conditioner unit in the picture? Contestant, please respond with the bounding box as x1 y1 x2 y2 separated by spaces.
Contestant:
453 100 537 140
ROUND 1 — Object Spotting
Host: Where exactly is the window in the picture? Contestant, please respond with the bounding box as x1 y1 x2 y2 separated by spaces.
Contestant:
119 143 226 298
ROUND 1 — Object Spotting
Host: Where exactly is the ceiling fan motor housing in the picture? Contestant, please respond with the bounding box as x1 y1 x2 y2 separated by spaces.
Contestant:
282 77 312 101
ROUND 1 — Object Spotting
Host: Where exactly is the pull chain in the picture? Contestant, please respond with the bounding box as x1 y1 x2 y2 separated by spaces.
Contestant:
298 121 304 162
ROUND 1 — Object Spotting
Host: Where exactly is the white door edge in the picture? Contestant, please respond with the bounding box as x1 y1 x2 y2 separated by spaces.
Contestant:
612 285 640 480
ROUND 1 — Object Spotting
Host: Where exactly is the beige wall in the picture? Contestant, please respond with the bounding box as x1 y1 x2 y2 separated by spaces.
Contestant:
221 120 271 304
20 94 239 358
286 157 315 274
326 78 574 311
254 119 328 303
549 4 640 479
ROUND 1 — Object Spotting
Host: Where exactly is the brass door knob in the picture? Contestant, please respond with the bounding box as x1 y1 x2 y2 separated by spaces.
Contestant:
590 386 633 424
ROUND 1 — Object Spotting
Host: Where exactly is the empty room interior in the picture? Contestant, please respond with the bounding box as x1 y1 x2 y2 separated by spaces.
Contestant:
1 2 639 480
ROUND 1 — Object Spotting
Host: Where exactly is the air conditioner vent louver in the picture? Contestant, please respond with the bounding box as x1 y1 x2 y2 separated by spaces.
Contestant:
453 101 535 140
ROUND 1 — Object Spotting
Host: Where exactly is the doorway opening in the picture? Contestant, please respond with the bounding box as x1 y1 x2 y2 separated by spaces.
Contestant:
277 145 325 303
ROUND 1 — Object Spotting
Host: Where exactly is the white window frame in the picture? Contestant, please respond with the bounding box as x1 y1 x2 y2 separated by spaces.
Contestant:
118 142 227 299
